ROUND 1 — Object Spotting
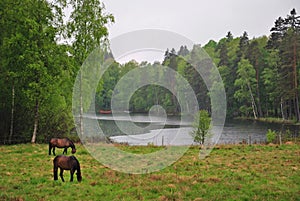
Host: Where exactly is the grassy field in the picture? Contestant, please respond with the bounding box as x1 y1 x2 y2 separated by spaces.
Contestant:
0 143 299 201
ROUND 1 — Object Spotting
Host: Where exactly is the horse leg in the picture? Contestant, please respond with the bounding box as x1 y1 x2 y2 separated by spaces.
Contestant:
53 166 58 180
70 169 74 182
49 143 52 155
63 147 67 155
53 147 56 156
59 168 65 182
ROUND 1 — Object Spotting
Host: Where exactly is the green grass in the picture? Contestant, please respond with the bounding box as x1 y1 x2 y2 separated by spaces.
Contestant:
0 143 300 200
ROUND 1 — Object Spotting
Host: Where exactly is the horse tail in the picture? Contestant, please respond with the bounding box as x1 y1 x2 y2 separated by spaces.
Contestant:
77 161 81 175
53 155 59 166
49 140 52 155
53 156 59 180
74 156 82 182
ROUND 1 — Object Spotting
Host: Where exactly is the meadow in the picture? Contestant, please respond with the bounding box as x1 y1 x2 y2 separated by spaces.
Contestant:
0 143 299 201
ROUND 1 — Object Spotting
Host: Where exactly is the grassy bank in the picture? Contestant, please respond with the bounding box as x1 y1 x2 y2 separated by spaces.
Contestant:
0 143 299 200
235 116 298 125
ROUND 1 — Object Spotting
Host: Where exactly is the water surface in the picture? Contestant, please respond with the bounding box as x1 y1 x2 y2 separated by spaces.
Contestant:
87 114 299 145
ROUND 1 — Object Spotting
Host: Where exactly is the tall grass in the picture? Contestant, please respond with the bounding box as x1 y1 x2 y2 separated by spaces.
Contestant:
0 143 299 200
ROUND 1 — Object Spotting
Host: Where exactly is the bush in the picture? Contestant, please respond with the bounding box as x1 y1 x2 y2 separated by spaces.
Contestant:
266 129 276 143
190 110 211 145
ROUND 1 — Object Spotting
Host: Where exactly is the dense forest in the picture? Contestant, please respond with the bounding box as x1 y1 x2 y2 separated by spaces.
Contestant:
0 0 114 143
0 0 299 144
97 8 300 121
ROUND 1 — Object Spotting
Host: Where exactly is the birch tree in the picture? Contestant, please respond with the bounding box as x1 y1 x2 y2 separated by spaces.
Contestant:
234 58 258 118
67 0 114 137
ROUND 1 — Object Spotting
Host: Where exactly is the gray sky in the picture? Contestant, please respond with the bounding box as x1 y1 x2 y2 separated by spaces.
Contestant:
103 0 299 46
99 0 299 63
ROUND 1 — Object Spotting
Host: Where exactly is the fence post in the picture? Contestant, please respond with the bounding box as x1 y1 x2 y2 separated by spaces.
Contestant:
279 133 282 145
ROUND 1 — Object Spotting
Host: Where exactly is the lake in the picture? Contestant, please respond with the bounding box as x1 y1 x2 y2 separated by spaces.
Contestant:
85 114 299 145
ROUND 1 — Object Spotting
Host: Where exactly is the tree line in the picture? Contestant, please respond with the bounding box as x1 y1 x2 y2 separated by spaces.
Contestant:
206 8 300 121
0 1 299 144
97 8 300 122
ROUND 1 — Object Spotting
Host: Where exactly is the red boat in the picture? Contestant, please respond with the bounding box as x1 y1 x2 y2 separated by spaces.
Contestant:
99 110 112 114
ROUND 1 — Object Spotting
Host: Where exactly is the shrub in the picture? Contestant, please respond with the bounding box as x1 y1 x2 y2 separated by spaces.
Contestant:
266 129 276 144
190 110 211 145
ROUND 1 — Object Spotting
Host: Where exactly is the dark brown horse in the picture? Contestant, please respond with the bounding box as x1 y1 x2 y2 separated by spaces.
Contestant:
53 155 82 182
49 138 76 155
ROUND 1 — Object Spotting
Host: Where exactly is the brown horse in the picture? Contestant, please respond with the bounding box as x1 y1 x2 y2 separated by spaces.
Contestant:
49 138 76 155
53 155 82 182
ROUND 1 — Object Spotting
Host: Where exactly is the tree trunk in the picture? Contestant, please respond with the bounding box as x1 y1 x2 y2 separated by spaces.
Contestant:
294 95 300 121
280 98 286 120
9 82 15 144
287 99 292 119
247 82 258 119
31 99 39 143
292 40 300 121
255 57 263 117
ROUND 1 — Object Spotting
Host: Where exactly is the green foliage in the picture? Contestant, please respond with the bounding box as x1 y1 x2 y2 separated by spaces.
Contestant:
190 110 211 144
93 6 300 119
203 40 220 65
96 62 120 110
269 8 300 121
0 0 74 143
234 58 258 117
67 0 114 65
1 3 300 145
0 0 114 143
266 129 277 143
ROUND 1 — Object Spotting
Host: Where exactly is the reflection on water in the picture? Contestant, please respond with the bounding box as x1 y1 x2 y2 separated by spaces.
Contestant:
85 114 300 145
97 114 185 137
221 119 300 144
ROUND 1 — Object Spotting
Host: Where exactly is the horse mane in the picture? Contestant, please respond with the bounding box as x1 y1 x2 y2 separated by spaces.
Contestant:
65 137 75 149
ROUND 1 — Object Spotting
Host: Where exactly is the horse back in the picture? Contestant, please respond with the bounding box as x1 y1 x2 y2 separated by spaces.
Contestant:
50 138 58 144
50 138 72 148
54 155 74 170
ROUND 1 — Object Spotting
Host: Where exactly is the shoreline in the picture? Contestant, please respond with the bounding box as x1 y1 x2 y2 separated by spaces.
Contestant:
234 117 299 125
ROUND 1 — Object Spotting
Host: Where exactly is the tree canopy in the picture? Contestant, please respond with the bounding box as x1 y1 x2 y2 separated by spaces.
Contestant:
0 0 113 143
0 5 299 144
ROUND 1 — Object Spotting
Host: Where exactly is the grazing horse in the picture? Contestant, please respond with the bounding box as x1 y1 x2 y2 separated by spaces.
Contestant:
53 155 82 182
49 138 76 155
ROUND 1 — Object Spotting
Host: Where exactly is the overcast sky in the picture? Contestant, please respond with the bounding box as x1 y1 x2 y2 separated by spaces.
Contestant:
102 0 299 45
99 0 299 63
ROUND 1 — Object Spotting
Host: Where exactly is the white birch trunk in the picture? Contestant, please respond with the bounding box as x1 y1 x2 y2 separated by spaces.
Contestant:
31 99 39 143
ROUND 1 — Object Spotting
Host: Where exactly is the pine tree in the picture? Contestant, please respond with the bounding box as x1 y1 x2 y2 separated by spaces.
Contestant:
178 45 189 56
268 17 286 49
271 8 300 121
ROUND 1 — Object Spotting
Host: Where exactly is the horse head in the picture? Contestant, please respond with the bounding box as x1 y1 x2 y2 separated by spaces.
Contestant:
76 172 82 182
